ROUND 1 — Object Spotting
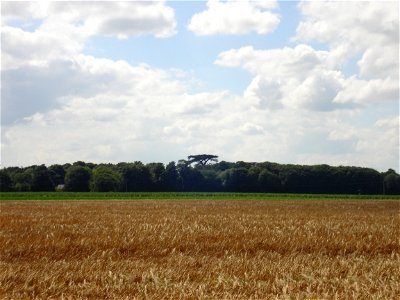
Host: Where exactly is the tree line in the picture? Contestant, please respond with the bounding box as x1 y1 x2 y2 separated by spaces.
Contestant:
0 155 399 194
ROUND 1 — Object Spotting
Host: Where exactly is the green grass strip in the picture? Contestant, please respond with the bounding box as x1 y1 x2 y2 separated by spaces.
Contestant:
1 192 399 201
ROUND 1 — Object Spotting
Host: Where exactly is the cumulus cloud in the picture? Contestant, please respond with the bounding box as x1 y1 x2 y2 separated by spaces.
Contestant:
216 44 359 111
216 45 330 80
216 2 398 111
188 0 280 35
1 1 398 172
1 69 227 166
240 123 264 135
1 1 48 23
296 1 399 77
244 76 283 110
2 1 177 39
1 1 179 125
357 46 398 78
0 4 230 165
1 24 84 70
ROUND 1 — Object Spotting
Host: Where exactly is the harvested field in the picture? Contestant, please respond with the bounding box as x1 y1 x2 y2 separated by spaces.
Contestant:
1 199 399 299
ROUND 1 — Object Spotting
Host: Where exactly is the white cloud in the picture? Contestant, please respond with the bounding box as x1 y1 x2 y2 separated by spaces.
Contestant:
1 1 177 70
1 25 84 69
216 44 330 80
244 76 283 110
289 69 346 111
2 1 177 39
240 123 264 135
188 0 280 35
1 1 398 172
72 1 177 39
358 46 399 78
1 1 48 23
296 1 399 76
335 76 399 104
216 44 358 111
296 2 398 49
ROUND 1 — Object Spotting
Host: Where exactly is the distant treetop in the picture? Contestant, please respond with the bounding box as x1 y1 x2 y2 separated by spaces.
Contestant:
187 154 219 166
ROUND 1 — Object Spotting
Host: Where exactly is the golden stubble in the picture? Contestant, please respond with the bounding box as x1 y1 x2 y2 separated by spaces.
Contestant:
1 200 399 299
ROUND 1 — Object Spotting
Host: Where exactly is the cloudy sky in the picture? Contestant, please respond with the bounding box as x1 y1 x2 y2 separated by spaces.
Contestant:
1 0 399 171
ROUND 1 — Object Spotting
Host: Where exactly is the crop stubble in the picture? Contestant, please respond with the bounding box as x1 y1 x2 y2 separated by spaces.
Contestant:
1 199 399 299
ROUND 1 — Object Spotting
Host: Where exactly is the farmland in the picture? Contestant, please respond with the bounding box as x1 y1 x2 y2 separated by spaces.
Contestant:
1 198 399 299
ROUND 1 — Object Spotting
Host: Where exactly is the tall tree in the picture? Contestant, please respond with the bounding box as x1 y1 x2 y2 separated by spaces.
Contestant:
383 169 400 195
0 171 12 192
147 163 166 191
31 165 54 192
119 162 152 192
48 164 66 186
177 163 205 191
64 166 92 192
258 169 281 192
161 161 180 191
219 167 250 192
91 166 122 192
187 154 218 166
13 170 33 191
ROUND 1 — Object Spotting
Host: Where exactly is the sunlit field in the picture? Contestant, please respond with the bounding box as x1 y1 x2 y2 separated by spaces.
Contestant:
1 199 399 299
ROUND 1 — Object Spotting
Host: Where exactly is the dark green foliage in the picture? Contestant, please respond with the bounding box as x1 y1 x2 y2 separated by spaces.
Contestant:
1 159 398 195
91 166 122 192
162 162 180 191
258 169 281 192
48 164 65 186
177 162 206 191
0 171 13 192
13 170 33 191
199 169 222 192
214 161 233 171
147 163 166 191
118 162 152 192
384 169 400 195
219 168 250 192
64 166 92 192
187 154 218 166
31 165 55 191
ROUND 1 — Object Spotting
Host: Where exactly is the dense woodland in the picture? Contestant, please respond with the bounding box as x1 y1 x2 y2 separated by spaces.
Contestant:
1 155 399 195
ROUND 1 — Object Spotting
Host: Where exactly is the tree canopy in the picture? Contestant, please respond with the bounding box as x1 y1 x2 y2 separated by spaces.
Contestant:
1 158 398 195
187 154 218 166
91 166 122 192
64 165 92 192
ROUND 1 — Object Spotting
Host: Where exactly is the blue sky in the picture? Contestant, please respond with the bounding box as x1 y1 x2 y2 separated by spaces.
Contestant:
84 1 301 94
1 1 399 171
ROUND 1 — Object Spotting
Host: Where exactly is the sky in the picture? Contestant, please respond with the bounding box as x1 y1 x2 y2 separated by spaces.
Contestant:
1 0 399 172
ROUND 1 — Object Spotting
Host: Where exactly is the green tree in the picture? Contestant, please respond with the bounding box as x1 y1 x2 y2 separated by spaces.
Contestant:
147 163 166 191
119 162 152 191
0 171 13 192
187 154 218 166
91 166 122 192
199 169 221 191
161 162 180 191
177 163 205 191
64 166 92 192
48 164 65 186
383 169 400 195
13 170 33 191
31 165 54 191
258 169 281 192
219 167 250 192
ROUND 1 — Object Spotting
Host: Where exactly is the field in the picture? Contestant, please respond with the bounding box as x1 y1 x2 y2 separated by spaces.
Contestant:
1 198 399 299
